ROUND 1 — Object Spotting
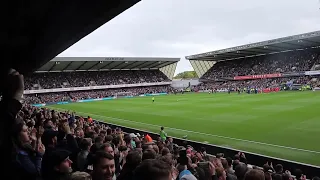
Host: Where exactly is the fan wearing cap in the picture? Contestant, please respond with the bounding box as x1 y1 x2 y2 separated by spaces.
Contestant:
42 149 73 180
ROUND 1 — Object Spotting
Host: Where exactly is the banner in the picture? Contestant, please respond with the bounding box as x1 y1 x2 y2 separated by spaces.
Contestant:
305 71 320 76
262 87 280 93
234 73 282 80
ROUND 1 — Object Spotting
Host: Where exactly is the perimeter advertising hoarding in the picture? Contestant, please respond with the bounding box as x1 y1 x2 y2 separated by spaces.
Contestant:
304 70 320 76
233 73 282 80
281 72 305 77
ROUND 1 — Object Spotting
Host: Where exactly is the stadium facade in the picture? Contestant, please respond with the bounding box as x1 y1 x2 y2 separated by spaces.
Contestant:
186 31 320 79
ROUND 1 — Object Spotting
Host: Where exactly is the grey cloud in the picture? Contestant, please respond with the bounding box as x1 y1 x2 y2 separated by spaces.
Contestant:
59 0 320 74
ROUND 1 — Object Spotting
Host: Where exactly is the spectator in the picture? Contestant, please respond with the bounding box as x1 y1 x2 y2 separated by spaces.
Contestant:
91 151 116 180
133 159 173 180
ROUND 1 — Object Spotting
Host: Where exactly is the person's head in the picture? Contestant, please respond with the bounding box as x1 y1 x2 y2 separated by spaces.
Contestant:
13 119 30 147
80 138 92 151
95 136 104 144
161 126 164 131
158 154 174 167
275 164 283 173
119 146 129 157
112 135 121 147
226 157 233 168
161 147 170 156
244 169 265 180
221 159 229 170
51 149 73 174
100 143 114 156
125 150 142 168
99 130 106 137
142 149 157 161
312 177 320 180
133 159 172 180
92 151 115 180
105 135 113 143
264 172 272 180
294 169 303 180
235 164 248 180
142 142 154 151
75 128 82 137
216 167 227 180
153 144 159 154
41 129 58 147
70 171 92 180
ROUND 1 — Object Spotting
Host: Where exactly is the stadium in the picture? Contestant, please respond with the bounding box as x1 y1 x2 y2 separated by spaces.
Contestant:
5 1 320 179
20 30 320 177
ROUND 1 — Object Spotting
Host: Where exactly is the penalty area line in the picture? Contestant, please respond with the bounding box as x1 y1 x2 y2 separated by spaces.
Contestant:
51 107 320 154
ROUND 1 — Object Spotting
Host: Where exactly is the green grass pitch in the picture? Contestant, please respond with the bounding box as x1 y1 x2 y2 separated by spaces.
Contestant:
49 91 320 166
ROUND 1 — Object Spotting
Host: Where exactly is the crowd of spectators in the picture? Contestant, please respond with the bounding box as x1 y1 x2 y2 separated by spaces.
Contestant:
202 49 320 80
25 70 170 90
195 76 319 91
24 85 174 104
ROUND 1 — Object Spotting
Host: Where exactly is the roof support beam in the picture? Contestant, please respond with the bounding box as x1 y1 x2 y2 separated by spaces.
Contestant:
99 61 114 70
120 61 137 69
75 61 87 70
131 61 150 69
62 61 73 71
48 63 57 71
139 62 154 69
87 61 100 70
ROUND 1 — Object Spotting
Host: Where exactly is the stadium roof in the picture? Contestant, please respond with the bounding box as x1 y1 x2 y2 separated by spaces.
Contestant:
186 31 320 61
36 57 180 72
3 0 140 75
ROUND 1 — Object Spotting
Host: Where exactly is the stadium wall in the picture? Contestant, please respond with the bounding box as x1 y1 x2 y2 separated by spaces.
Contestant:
94 119 319 178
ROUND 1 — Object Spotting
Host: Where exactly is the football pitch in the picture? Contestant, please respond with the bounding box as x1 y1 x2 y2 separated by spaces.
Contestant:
49 91 320 166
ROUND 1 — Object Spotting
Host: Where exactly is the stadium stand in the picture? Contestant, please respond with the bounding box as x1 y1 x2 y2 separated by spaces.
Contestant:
186 31 320 93
24 57 178 104
9 33 320 180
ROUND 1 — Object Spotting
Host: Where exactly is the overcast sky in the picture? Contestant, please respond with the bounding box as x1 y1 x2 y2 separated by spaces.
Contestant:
59 0 320 75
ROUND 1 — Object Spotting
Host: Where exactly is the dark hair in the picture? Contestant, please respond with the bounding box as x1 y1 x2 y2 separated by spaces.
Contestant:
294 169 303 179
161 147 170 156
99 143 114 151
92 151 114 167
235 164 248 180
226 157 233 167
274 164 283 173
133 159 171 180
112 135 121 146
105 135 113 142
221 159 228 169
244 169 264 180
142 149 157 161
79 138 92 150
126 150 142 167
94 136 103 144
158 154 174 167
